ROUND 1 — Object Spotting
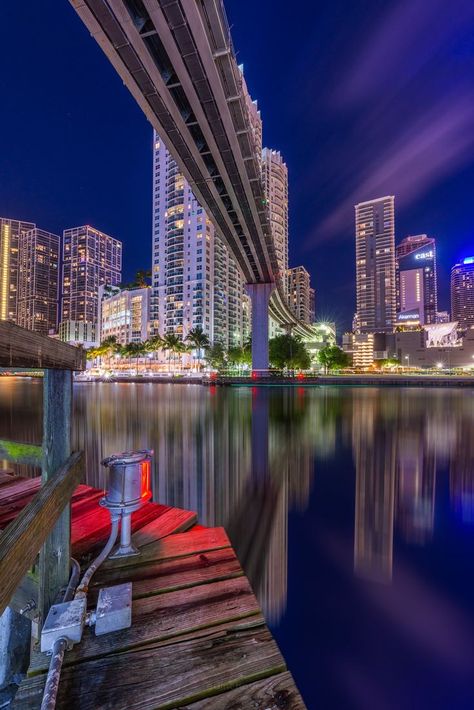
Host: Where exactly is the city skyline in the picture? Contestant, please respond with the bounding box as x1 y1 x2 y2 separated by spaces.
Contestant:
1 2 473 333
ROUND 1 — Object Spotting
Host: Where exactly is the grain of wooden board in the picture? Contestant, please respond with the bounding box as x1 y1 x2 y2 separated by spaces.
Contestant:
0 452 83 615
0 321 85 370
132 507 197 547
101 526 231 569
88 548 243 603
0 477 41 506
184 671 307 709
29 575 260 672
72 503 169 557
16 628 287 710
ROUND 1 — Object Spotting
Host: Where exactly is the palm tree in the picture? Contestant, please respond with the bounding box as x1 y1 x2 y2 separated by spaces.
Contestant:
100 335 119 369
134 269 151 288
144 335 163 372
185 327 210 371
162 333 182 373
120 341 145 375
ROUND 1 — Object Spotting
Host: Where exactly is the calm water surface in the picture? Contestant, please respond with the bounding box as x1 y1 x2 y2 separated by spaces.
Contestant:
1 379 474 709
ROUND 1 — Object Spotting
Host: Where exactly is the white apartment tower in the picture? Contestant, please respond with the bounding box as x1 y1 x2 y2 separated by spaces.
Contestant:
151 132 248 347
287 266 313 324
261 148 289 291
355 196 396 333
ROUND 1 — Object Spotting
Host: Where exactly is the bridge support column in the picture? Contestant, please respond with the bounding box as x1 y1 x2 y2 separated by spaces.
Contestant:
246 283 275 375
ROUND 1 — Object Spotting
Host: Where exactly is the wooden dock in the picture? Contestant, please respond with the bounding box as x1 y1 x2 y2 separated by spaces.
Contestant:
0 473 305 709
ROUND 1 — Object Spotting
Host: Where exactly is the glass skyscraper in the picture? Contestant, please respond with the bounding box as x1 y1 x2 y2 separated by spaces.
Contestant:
60 225 122 345
355 196 396 333
451 257 474 328
396 235 437 326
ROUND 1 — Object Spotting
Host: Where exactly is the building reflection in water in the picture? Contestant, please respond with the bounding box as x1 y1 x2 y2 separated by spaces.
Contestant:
1 379 474 623
352 390 396 584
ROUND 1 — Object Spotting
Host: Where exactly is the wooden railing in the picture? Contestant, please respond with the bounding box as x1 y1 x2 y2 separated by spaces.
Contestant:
0 323 86 625
0 452 84 616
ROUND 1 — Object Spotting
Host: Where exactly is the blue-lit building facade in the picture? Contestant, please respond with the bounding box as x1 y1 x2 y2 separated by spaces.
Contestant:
451 257 474 329
396 235 437 326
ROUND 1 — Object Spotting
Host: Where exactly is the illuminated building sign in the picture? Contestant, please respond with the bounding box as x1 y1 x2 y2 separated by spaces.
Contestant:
397 308 420 323
399 245 435 272
463 256 474 265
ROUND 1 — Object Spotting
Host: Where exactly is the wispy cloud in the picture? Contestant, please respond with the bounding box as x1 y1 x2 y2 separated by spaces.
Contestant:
303 0 474 249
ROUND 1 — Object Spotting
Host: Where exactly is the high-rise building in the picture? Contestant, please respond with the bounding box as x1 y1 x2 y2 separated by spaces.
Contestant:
17 228 60 335
60 225 122 345
355 196 396 333
451 257 474 329
287 266 313 324
0 218 35 323
151 131 248 347
261 148 288 290
396 235 437 326
309 288 316 323
98 284 150 345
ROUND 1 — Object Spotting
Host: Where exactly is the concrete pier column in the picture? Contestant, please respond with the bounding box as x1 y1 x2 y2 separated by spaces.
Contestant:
245 283 275 374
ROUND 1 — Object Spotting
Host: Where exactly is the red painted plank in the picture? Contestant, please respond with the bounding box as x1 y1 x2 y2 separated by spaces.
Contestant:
72 502 171 558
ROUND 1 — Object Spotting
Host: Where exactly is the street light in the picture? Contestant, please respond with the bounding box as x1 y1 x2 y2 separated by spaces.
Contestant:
436 362 444 370
405 355 410 369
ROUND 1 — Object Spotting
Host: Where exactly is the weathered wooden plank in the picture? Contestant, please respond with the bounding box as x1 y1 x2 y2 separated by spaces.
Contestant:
29 575 260 672
0 469 15 484
0 438 42 466
185 671 307 709
89 548 243 603
71 502 170 558
132 507 197 547
0 451 83 616
39 369 73 626
18 627 286 710
0 321 86 370
0 477 41 507
0 483 101 530
101 526 231 569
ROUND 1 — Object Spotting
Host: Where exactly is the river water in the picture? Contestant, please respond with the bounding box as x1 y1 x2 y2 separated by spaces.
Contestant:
1 378 474 709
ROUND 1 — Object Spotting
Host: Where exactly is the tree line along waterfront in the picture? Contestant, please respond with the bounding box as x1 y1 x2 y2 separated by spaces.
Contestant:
85 328 350 375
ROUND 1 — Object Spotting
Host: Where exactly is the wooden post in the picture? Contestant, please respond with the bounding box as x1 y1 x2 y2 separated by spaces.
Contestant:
38 369 73 627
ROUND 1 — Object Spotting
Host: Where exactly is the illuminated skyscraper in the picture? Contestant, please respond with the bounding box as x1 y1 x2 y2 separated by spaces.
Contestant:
451 257 474 328
396 235 437 326
0 218 35 323
355 196 396 333
60 225 122 345
17 228 60 334
261 148 288 290
151 131 248 347
287 266 313 324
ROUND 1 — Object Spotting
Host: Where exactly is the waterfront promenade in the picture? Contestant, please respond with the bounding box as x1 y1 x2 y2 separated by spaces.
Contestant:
68 372 474 387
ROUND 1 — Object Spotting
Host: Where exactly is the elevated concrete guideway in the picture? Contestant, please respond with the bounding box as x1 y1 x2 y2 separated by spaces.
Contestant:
70 0 314 367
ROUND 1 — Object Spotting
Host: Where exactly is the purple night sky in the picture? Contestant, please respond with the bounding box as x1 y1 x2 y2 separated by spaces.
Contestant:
0 0 473 330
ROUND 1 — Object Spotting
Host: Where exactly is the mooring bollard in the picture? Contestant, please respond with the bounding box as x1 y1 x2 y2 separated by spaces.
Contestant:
100 449 153 558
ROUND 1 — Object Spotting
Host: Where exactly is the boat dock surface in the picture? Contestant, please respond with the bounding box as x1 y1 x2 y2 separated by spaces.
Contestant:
0 472 305 709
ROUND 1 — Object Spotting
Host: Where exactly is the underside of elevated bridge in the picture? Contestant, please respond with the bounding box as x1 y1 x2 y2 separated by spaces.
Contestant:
70 0 315 368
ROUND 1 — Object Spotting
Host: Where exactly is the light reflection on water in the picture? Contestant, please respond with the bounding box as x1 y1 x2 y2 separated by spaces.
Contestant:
1 379 474 708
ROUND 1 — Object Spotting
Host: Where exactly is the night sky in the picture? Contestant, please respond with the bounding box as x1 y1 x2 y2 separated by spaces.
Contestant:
1 0 474 332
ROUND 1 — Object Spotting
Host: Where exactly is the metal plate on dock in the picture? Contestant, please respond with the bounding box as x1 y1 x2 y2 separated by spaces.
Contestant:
95 582 132 636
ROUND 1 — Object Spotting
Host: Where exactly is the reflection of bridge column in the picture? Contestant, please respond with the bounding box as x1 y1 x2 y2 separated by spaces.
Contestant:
246 283 275 373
